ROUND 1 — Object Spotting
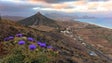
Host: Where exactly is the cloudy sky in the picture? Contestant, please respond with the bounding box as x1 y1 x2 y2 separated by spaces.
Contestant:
0 0 112 16
0 0 112 28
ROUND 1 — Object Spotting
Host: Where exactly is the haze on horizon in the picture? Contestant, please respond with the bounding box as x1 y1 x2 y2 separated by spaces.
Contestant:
0 0 112 28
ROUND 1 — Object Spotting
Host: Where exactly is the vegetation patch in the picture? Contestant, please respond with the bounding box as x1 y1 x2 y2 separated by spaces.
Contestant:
0 33 58 63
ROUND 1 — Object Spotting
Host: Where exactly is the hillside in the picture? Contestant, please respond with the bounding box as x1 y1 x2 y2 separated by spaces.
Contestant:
0 12 112 63
2 16 24 21
18 12 112 61
57 21 112 60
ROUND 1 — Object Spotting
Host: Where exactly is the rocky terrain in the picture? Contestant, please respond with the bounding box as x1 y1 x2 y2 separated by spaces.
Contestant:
0 12 112 63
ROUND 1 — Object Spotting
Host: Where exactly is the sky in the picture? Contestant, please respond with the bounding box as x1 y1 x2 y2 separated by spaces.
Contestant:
0 0 112 16
0 0 112 28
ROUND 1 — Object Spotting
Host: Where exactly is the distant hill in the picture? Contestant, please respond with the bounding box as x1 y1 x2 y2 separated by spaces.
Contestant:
2 16 25 21
44 12 96 21
44 13 74 21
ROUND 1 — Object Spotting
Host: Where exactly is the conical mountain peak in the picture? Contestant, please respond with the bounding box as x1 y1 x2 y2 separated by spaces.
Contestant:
35 12 42 16
18 12 58 27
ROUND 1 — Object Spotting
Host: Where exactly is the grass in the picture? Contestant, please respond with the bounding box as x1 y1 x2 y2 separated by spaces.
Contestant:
0 33 58 63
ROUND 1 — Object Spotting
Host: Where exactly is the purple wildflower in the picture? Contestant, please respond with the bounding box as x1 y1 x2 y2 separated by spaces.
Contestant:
29 44 36 50
37 42 46 47
16 33 23 37
4 36 14 41
8 36 14 40
40 43 46 47
18 40 25 45
27 37 34 42
37 41 42 45
4 38 9 41
47 45 53 49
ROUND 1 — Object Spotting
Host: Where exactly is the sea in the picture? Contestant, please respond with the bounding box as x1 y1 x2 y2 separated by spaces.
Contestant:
75 18 112 29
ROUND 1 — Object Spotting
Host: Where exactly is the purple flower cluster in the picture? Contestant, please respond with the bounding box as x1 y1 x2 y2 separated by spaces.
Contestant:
29 44 36 50
4 38 9 41
3 33 55 51
4 36 14 41
37 41 53 49
27 37 34 42
37 41 46 47
16 33 23 37
47 45 53 49
18 40 25 45
9 36 14 39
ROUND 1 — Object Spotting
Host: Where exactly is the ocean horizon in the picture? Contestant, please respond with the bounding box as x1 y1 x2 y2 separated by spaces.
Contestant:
75 18 112 29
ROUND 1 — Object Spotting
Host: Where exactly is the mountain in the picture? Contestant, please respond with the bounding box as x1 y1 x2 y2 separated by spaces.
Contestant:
18 12 58 28
45 13 96 21
44 13 75 21
0 14 112 63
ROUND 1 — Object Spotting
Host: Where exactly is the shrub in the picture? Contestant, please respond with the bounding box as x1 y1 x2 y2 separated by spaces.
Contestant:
0 33 58 63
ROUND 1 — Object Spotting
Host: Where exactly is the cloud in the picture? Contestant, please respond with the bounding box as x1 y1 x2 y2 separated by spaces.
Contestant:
89 0 109 1
28 0 76 3
0 1 46 16
32 0 112 12
0 0 112 16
